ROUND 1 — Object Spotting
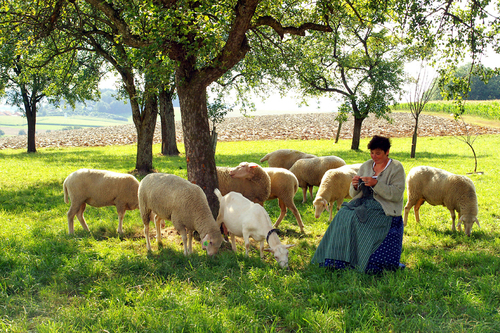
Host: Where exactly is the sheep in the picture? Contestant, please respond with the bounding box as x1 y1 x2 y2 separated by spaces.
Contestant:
216 162 271 205
289 155 347 203
313 163 362 221
63 168 141 235
215 189 295 268
138 173 223 255
403 166 480 236
260 149 317 170
263 167 305 233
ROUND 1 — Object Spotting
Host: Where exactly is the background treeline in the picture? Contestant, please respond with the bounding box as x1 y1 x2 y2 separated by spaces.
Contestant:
36 89 179 121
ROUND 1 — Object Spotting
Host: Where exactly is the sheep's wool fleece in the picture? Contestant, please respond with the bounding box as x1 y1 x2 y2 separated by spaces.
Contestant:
138 173 217 237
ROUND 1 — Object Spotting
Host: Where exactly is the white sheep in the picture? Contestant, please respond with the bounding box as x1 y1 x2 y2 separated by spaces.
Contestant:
138 173 223 255
260 149 317 170
403 166 480 236
263 167 305 233
215 189 295 268
313 163 362 221
289 155 347 203
63 168 140 235
217 162 271 205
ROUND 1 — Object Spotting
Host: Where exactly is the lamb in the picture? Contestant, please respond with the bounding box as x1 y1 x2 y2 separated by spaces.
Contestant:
63 168 141 235
289 155 346 203
403 165 480 236
217 162 271 205
138 173 223 255
215 189 295 268
260 149 317 170
263 167 305 233
313 163 362 221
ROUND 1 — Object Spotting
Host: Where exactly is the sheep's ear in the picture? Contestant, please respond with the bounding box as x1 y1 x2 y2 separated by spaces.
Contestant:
325 202 331 213
475 218 481 228
201 235 210 249
248 163 258 168
285 244 296 249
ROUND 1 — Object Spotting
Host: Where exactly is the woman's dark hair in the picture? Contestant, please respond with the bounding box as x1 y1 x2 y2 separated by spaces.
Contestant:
367 135 391 152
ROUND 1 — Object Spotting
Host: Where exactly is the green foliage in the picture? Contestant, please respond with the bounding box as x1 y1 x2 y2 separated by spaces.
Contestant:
395 100 500 120
1 134 500 331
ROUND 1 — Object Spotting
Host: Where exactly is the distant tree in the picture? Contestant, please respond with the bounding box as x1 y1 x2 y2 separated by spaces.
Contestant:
0 23 102 153
407 64 437 158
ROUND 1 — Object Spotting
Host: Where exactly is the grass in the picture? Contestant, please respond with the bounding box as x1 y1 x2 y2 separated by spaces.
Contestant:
0 115 132 136
1 135 500 332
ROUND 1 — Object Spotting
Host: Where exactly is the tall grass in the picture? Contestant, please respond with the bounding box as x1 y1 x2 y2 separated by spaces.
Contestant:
395 100 500 120
1 135 499 332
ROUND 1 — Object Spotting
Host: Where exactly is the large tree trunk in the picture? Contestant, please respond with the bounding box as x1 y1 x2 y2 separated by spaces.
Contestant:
159 87 180 156
351 116 365 150
134 85 158 175
176 78 219 218
411 116 419 158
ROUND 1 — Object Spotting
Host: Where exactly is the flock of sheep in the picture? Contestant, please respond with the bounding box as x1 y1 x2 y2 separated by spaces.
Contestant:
63 149 480 267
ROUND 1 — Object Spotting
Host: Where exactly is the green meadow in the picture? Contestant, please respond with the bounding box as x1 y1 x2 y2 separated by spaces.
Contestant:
1 134 499 332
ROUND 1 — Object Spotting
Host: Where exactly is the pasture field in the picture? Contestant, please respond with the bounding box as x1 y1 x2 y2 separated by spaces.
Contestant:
396 99 500 121
0 115 131 136
1 135 500 332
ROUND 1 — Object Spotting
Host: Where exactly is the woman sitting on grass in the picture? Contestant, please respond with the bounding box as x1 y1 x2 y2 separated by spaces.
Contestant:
311 135 406 273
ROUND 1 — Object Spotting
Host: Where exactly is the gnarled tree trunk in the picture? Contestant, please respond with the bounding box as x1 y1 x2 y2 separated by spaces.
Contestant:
159 86 180 156
351 116 365 150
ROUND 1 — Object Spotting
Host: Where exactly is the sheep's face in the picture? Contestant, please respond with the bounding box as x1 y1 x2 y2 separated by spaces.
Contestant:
459 215 480 236
229 162 258 179
202 234 223 255
313 198 328 219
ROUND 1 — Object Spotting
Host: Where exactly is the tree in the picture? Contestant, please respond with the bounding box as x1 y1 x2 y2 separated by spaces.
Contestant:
0 15 102 153
406 63 437 158
256 1 406 150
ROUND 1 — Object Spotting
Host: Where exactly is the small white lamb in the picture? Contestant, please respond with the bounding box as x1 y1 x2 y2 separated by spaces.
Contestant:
289 155 346 203
138 173 223 255
63 168 140 235
313 163 362 221
217 162 271 205
260 149 317 170
215 189 294 268
404 166 480 236
263 167 305 233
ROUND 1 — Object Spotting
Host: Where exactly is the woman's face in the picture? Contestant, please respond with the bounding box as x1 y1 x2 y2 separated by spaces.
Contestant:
370 148 389 165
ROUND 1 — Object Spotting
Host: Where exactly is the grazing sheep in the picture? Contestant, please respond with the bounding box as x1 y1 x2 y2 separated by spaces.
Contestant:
289 156 347 203
217 162 271 205
63 168 140 235
263 167 305 233
260 149 317 170
313 163 362 221
403 166 480 236
138 173 223 255
215 189 295 268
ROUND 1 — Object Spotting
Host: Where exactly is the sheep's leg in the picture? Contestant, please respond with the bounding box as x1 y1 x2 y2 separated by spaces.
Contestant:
154 215 162 247
450 210 457 232
243 234 251 257
187 230 193 254
179 228 189 256
142 209 152 251
403 203 412 226
413 198 425 223
287 200 305 233
75 203 90 232
301 187 308 203
273 199 287 228
67 203 81 234
308 185 313 202
457 212 463 232
116 208 125 235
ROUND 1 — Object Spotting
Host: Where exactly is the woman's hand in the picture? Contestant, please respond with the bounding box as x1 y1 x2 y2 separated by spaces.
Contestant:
360 176 377 187
352 175 361 190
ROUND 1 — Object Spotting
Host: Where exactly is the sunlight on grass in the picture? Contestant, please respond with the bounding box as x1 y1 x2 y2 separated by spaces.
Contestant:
1 135 500 332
